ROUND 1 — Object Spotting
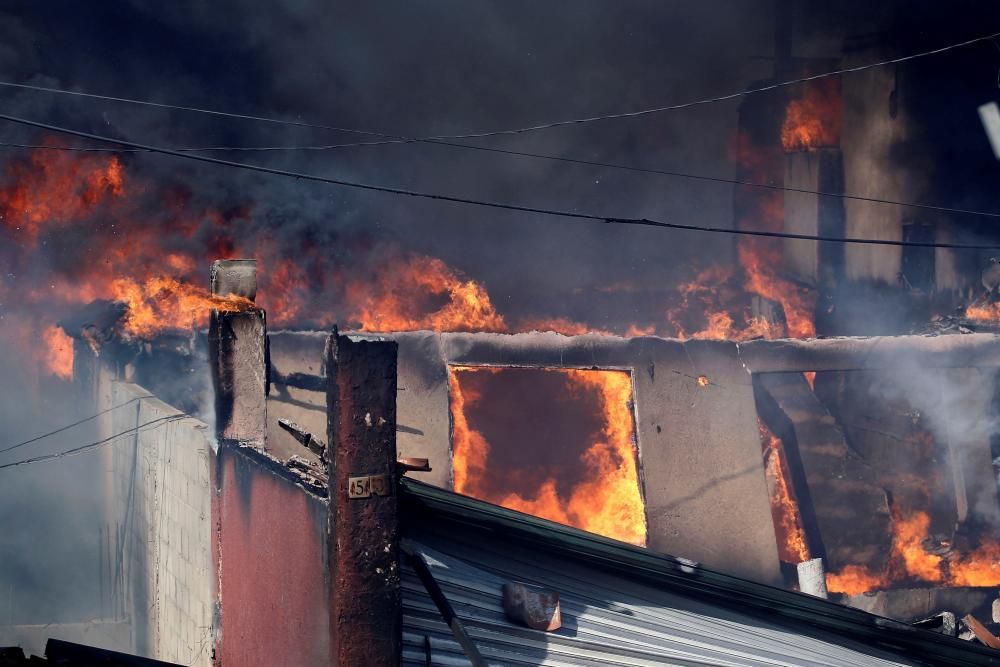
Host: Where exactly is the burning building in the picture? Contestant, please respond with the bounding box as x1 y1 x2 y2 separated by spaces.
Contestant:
2 259 998 665
2 2 1000 664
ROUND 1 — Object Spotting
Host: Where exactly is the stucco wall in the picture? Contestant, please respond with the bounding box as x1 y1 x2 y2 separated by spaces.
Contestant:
213 443 330 666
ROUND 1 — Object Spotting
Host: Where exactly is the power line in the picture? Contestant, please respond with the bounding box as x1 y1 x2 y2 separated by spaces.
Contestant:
0 30 996 143
2 140 998 220
3 110 1000 251
0 396 148 456
0 414 184 472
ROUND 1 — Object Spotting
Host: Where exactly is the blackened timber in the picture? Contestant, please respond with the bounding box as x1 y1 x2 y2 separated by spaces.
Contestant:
326 331 401 666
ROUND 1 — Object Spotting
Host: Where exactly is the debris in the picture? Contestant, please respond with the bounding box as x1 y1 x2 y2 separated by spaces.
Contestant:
503 582 562 631
396 457 432 474
911 611 957 637
278 418 326 458
961 614 1000 649
675 556 700 574
286 454 328 487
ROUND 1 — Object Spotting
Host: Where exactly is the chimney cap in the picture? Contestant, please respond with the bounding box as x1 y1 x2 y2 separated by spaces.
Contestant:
211 259 256 301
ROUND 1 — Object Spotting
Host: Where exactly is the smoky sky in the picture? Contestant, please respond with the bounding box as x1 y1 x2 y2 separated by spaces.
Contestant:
0 1 999 635
0 1 993 329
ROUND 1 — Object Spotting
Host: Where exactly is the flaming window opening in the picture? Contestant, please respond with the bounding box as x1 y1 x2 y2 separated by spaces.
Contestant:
757 371 1000 597
781 78 843 153
449 365 647 546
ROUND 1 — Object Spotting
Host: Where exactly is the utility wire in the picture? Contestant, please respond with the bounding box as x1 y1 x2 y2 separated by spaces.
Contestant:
0 30 996 142
3 110 1000 251
0 396 147 456
2 31 998 220
2 140 997 220
0 414 184 471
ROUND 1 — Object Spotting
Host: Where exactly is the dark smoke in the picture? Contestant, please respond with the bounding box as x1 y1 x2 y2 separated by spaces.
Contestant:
0 0 998 637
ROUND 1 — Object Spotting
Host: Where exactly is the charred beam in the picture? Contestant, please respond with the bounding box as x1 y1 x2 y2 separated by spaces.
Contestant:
326 330 401 666
278 417 326 458
270 370 327 392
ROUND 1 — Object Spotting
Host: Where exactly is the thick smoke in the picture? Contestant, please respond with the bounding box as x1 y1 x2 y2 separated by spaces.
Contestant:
877 365 1000 524
0 0 999 640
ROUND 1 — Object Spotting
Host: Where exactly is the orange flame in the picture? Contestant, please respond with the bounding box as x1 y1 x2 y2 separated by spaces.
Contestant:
0 144 123 242
781 79 842 152
803 371 816 391
450 366 646 545
825 565 885 596
42 325 74 380
965 303 1000 321
758 420 811 564
825 508 1000 594
347 255 506 333
110 276 255 338
951 541 1000 587
664 266 785 341
739 239 816 338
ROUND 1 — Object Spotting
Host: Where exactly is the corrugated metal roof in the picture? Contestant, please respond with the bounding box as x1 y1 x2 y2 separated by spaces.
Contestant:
399 478 1000 667
403 541 920 667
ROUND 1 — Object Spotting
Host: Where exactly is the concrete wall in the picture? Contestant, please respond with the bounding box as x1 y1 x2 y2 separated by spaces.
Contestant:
213 443 330 666
266 329 1000 589
104 382 215 666
268 330 784 586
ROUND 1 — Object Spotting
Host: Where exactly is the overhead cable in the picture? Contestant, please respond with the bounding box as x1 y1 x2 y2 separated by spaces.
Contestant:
2 140 997 219
3 110 1000 250
0 30 996 142
0 415 184 472
0 396 148 456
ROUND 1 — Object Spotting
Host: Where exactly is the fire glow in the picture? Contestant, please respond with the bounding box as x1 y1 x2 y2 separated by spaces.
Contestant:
781 79 842 152
0 140 826 383
41 325 74 380
450 366 646 546
758 420 811 565
826 510 1000 595
759 417 1000 595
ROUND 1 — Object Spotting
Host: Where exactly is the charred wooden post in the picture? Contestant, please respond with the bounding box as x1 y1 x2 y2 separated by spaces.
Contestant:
208 259 266 446
326 331 401 666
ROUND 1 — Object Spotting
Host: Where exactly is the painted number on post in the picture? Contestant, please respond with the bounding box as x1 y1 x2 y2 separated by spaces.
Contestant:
348 474 392 499
348 476 371 498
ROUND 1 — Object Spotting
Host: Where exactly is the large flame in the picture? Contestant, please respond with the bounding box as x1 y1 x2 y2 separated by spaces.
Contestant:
1 136 825 389
965 302 1000 321
781 79 842 152
450 366 646 546
346 255 506 333
825 507 1000 594
0 145 124 242
110 276 255 338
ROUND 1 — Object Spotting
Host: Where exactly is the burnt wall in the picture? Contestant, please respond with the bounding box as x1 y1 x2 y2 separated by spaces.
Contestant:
266 329 1000 591
267 330 783 586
